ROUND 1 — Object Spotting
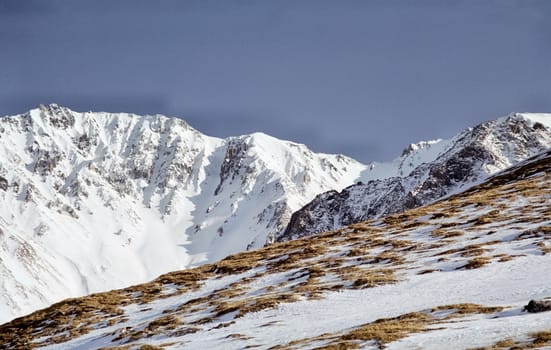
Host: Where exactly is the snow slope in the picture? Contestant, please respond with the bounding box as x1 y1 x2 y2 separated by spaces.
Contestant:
1 149 550 350
282 113 551 240
0 104 366 323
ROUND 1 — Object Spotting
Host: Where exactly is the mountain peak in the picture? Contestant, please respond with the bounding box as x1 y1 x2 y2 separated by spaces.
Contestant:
511 112 551 130
400 139 444 158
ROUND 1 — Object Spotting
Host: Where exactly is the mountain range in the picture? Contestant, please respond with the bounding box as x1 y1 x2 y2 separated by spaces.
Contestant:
0 104 549 324
1 145 550 349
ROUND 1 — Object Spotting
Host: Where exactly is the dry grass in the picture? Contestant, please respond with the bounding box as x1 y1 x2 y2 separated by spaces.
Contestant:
226 333 252 340
340 312 432 345
382 213 412 226
370 250 406 265
115 315 184 342
430 212 450 220
347 246 372 258
200 247 400 323
274 312 434 350
492 339 516 348
469 330 551 349
279 303 505 350
516 225 551 241
439 221 461 229
99 344 169 350
315 343 360 350
213 292 301 319
0 291 128 348
139 345 165 350
265 244 330 273
331 265 398 289
146 315 181 331
494 254 514 263
389 239 417 250
460 248 487 257
462 257 491 270
536 241 551 255
431 303 503 314
431 229 464 239
532 331 551 346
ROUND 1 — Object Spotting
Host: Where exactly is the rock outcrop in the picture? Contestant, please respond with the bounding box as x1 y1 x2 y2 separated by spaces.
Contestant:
525 298 551 313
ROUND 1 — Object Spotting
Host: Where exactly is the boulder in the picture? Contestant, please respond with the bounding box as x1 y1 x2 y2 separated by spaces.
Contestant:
0 176 7 191
524 298 551 313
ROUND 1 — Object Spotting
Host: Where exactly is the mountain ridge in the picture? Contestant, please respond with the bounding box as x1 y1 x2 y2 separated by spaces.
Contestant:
281 113 551 240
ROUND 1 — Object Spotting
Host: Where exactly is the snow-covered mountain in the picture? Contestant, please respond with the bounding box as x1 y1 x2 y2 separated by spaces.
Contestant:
0 104 366 323
1 105 549 325
281 113 551 240
2 149 550 349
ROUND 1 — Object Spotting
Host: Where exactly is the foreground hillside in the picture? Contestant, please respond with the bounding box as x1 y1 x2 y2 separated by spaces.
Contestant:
2 150 550 349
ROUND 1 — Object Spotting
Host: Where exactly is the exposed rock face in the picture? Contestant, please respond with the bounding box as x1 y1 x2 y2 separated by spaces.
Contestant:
281 114 551 241
215 138 249 196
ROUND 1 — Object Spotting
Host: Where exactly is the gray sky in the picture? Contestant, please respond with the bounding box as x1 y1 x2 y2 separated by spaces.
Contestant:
1 0 550 162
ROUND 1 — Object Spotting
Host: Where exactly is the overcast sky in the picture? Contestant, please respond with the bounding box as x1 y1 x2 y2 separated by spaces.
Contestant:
1 0 550 162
